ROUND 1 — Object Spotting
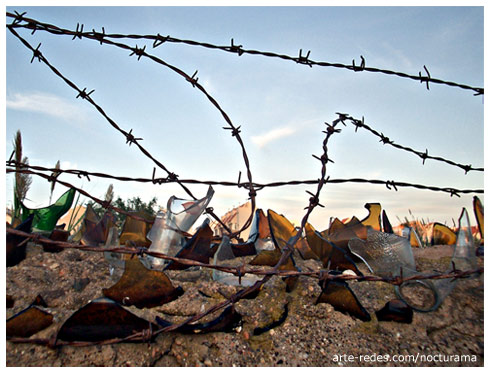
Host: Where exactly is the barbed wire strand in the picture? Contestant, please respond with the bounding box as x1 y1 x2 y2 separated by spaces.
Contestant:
6 24 254 239
336 113 483 174
6 162 484 197
6 12 484 96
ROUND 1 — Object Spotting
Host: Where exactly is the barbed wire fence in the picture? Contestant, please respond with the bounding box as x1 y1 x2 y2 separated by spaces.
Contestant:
5 11 484 348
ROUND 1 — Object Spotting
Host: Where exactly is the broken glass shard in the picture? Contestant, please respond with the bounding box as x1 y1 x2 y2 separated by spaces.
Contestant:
212 236 260 287
397 208 477 312
348 228 416 277
382 210 394 233
473 196 484 242
7 214 33 267
81 205 116 246
360 203 382 231
103 226 125 279
15 188 75 234
375 299 413 324
57 297 156 342
326 217 367 251
246 208 274 252
431 222 457 245
164 218 215 271
249 209 301 291
42 228 70 253
119 210 154 247
103 257 184 308
7 304 53 338
316 278 371 322
144 186 214 269
305 223 361 274
155 305 242 334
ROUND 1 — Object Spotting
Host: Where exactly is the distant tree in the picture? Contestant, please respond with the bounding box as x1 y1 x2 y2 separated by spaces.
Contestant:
86 184 157 227
113 195 158 225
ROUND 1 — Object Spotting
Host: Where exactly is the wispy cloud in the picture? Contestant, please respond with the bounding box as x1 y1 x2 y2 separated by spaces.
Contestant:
6 91 87 121
250 126 296 148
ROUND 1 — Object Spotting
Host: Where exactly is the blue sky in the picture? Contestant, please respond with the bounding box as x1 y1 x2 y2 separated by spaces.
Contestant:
4 4 484 229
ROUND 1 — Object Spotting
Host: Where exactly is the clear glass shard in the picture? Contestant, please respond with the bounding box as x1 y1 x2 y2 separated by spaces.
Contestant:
143 186 214 269
103 226 124 281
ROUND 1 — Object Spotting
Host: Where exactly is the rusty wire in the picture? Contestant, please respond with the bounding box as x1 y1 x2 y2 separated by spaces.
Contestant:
336 113 484 174
5 11 485 348
7 227 482 285
6 161 484 197
6 120 484 348
6 22 256 240
6 11 484 96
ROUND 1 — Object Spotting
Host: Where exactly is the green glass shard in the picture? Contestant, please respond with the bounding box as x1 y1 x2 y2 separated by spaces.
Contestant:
16 189 75 233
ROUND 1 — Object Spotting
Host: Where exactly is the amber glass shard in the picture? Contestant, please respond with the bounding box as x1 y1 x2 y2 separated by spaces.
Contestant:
57 297 155 342
267 209 297 251
155 305 242 334
42 228 70 253
249 248 299 291
473 196 484 242
7 214 33 267
103 257 184 308
382 210 394 233
431 222 457 245
119 210 154 247
15 189 75 234
316 279 371 322
7 305 53 338
249 248 282 267
305 223 361 274
81 205 116 246
253 303 289 335
375 299 413 324
325 217 367 251
360 203 382 231
164 219 215 270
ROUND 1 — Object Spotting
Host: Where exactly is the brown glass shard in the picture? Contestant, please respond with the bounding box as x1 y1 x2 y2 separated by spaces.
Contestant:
473 196 484 242
382 210 394 233
326 217 367 251
119 210 155 247
42 228 70 253
7 305 53 338
231 242 257 257
248 210 302 291
80 205 116 246
316 279 371 322
165 219 215 270
267 209 297 251
431 222 456 245
57 297 155 342
249 244 299 292
305 223 362 275
6 214 33 267
155 305 242 334
375 299 413 324
103 257 184 308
